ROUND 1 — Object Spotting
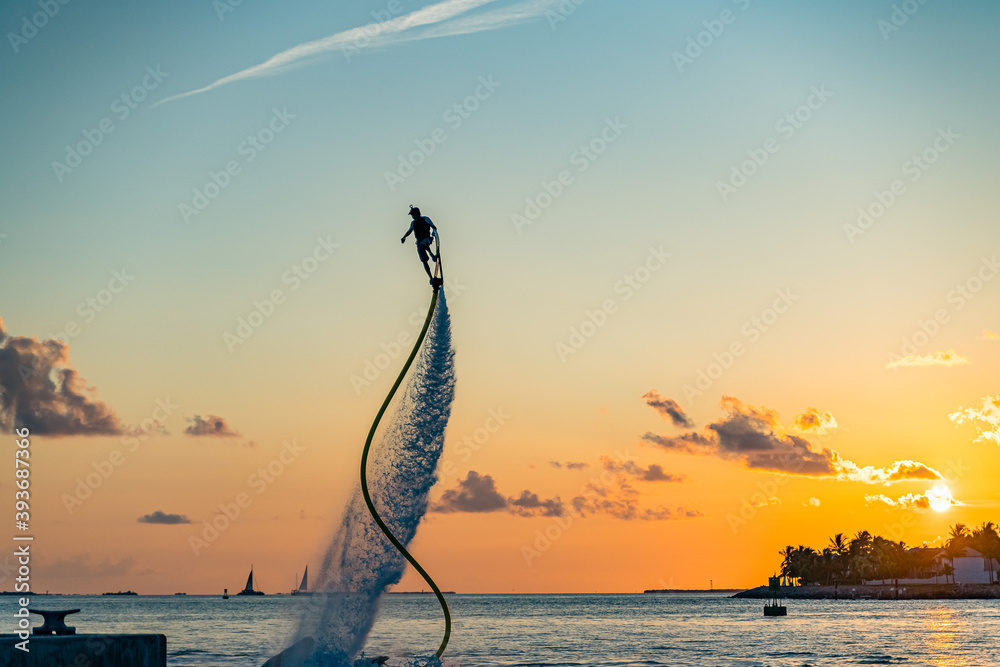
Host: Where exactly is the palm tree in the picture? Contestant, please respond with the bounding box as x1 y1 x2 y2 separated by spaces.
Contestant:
971 522 999 584
850 530 873 558
948 523 971 549
942 541 966 585
778 546 795 586
829 533 849 556
850 552 874 584
791 545 817 585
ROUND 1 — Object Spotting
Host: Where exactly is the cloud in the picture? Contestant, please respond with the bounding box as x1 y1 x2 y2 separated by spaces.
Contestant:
138 511 191 525
950 394 1000 445
571 478 701 521
835 459 942 484
508 491 565 517
981 330 1000 341
866 486 956 511
805 497 821 507
184 414 241 438
431 471 508 513
549 460 589 470
432 470 689 520
0 318 123 436
643 390 693 427
155 0 562 106
886 349 969 369
750 496 781 507
643 396 943 484
792 408 838 435
600 456 685 483
641 430 715 454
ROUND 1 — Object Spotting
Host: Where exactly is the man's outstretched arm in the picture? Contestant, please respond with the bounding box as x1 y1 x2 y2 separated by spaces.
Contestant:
400 221 414 243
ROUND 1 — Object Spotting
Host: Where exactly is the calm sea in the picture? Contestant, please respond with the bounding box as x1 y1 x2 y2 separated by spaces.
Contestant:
5 593 999 666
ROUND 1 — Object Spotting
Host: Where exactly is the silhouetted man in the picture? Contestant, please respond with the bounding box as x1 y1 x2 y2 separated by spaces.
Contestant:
400 205 439 284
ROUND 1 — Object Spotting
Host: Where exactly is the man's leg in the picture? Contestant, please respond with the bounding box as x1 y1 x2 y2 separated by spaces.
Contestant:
422 259 434 282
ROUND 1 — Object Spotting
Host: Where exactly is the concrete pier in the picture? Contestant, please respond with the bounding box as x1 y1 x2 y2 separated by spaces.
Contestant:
0 634 166 666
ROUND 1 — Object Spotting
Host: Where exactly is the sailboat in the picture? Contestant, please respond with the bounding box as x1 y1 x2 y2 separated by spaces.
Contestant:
291 566 312 595
237 566 265 596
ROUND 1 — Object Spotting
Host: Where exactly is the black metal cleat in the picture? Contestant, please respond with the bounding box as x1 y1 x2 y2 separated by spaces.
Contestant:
29 608 80 635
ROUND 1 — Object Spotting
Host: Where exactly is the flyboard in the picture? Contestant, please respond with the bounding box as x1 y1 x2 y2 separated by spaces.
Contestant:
431 230 444 291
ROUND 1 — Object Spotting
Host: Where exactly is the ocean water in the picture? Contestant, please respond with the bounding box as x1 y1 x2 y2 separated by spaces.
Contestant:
6 593 1000 666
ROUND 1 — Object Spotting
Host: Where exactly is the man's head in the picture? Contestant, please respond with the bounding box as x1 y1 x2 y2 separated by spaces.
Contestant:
409 205 421 218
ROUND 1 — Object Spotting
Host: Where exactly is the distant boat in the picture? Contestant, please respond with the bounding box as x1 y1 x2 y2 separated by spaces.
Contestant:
102 591 137 596
291 566 312 595
223 588 229 599
173 592 187 596
237 566 265 596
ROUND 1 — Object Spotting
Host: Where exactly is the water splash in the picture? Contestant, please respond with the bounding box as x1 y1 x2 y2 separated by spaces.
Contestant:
291 294 455 665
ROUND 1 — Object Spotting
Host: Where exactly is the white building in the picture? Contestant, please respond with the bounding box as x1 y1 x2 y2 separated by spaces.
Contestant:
949 548 998 585
863 547 998 586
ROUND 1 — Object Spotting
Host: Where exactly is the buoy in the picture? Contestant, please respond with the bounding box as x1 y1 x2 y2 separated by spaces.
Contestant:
763 575 787 616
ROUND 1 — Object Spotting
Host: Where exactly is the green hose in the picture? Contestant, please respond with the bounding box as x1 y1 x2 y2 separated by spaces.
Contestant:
359 256 451 658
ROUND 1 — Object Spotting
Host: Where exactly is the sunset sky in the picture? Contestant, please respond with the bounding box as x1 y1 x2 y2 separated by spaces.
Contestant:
1 0 999 595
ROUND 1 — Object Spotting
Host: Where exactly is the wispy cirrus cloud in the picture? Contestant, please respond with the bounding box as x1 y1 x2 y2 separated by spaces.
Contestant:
155 0 562 106
886 349 969 369
981 329 1000 341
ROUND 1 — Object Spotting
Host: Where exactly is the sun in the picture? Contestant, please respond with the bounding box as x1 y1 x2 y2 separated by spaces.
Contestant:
926 485 954 512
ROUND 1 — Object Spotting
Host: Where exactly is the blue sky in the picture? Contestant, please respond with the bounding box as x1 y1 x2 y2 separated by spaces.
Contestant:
2 0 1000 592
